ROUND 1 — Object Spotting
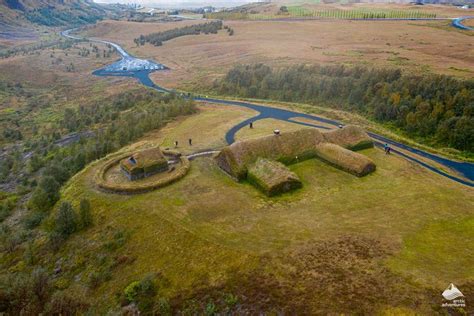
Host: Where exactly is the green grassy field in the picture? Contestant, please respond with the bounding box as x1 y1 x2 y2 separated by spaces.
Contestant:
55 103 473 313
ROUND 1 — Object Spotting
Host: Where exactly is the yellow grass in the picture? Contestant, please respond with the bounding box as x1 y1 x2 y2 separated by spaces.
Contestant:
145 103 258 155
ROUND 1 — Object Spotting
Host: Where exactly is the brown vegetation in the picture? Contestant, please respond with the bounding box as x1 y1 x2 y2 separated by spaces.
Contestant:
169 235 439 314
80 16 474 93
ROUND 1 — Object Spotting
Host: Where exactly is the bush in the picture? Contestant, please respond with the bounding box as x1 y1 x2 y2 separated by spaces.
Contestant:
205 301 217 315
48 231 65 252
87 269 112 289
23 211 46 230
123 276 157 313
45 290 89 315
154 297 172 315
0 268 51 314
0 195 16 223
54 202 77 237
28 176 60 212
124 281 141 303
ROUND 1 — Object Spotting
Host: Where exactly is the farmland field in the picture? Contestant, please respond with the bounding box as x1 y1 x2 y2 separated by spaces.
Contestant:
80 15 474 94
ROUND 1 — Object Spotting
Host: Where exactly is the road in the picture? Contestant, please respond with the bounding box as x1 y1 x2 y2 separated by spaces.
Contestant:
61 25 474 187
452 16 474 30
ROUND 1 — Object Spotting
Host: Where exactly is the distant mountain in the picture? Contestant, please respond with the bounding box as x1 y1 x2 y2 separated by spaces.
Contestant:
0 0 109 27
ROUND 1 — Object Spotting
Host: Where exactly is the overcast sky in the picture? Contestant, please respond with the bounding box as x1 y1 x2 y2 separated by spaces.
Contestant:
93 0 255 8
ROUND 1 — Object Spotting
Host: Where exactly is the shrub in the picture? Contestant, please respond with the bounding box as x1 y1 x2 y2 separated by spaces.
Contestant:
87 269 111 289
0 268 52 314
48 231 65 252
123 276 157 313
154 297 172 315
54 202 77 237
45 290 89 315
103 230 128 251
28 176 60 212
0 194 17 223
224 293 238 308
205 301 217 315
23 211 46 229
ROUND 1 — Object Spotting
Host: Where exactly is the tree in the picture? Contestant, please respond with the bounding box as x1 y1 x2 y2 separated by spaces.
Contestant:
29 177 60 212
54 202 77 237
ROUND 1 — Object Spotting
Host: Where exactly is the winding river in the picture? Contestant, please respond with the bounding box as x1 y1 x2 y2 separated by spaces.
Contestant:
62 22 474 187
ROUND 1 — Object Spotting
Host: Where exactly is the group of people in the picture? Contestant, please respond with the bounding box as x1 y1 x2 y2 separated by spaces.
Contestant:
174 138 192 148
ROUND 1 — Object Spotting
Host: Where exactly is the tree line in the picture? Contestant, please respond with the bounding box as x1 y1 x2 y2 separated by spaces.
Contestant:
0 89 196 314
134 20 223 46
215 64 473 153
205 8 437 20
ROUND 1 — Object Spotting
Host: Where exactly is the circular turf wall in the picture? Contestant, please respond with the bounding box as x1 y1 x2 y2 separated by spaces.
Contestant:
95 153 190 194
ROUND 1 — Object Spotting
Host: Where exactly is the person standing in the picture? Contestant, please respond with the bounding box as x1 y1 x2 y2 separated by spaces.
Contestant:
189 138 192 146
175 141 178 148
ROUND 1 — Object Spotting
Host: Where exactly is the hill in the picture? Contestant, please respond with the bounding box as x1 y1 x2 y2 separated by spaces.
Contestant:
0 0 108 28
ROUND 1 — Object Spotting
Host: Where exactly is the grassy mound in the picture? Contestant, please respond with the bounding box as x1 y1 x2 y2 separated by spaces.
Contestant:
247 158 302 196
323 125 374 151
216 128 325 180
314 143 376 177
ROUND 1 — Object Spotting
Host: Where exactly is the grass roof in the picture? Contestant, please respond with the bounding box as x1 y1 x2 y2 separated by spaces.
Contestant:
120 147 167 173
216 128 325 180
323 125 373 151
248 158 302 196
216 125 374 180
314 143 376 177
